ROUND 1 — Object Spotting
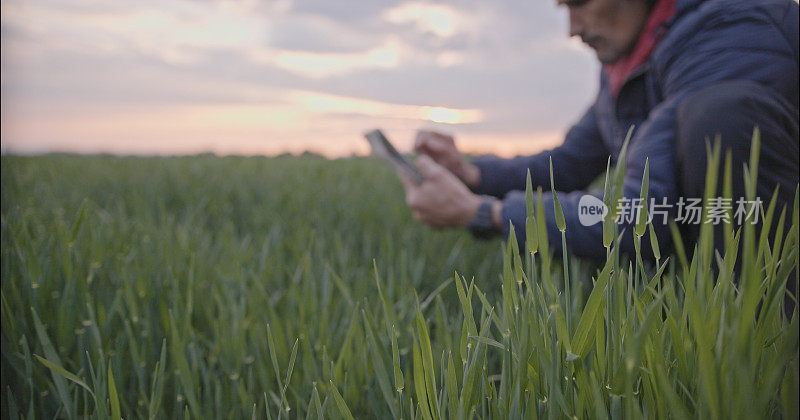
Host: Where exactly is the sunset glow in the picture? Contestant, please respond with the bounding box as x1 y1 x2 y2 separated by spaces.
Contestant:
421 107 483 124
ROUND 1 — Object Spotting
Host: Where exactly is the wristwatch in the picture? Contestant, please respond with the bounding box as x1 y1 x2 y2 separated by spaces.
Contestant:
468 196 500 239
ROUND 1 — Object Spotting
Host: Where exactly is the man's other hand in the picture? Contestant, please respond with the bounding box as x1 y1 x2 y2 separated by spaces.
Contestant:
398 155 482 228
414 131 481 189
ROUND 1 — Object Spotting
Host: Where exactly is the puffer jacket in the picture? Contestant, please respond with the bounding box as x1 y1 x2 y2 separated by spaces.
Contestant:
473 0 799 258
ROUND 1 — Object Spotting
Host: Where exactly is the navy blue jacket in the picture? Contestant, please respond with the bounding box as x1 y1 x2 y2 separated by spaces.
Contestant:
473 0 799 258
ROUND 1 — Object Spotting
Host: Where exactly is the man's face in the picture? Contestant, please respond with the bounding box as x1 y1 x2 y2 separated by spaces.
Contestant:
559 0 651 64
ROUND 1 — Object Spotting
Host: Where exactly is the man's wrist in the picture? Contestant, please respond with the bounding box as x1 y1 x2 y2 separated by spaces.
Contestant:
491 199 503 230
467 195 501 239
462 193 483 227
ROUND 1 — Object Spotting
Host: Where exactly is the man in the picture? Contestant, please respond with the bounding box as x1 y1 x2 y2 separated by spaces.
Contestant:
400 0 799 260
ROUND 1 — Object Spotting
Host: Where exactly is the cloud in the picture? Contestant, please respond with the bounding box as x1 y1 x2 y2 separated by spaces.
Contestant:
267 38 403 79
286 0 386 24
382 2 462 38
1 0 600 156
266 13 378 54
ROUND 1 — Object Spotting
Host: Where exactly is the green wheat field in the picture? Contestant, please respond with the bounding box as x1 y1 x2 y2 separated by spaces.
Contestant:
1 135 798 418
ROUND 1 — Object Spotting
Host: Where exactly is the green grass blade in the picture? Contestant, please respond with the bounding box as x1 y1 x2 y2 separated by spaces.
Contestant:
571 261 612 357
362 310 398 418
416 308 441 420
34 355 95 399
392 325 405 393
31 309 78 415
445 352 458 420
635 158 649 238
68 199 88 245
329 381 356 420
549 157 566 232
108 365 121 420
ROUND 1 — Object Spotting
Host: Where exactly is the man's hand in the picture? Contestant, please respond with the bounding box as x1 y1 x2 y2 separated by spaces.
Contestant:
398 155 482 228
414 131 481 189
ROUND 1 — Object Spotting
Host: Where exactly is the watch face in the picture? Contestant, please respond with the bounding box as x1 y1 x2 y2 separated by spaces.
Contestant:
468 198 499 239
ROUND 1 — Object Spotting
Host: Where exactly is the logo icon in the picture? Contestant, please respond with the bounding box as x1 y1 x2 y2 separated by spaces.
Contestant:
578 195 608 226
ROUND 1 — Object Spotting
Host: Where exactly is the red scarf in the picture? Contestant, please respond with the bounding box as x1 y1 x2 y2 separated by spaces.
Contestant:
605 0 677 97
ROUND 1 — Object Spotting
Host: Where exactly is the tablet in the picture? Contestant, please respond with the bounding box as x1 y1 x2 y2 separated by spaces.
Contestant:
364 129 423 184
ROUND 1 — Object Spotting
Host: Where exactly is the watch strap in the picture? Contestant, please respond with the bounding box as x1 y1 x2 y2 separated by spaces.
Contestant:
467 196 500 239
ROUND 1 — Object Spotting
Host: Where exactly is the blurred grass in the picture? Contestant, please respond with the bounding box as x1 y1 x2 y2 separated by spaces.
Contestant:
1 154 502 418
1 139 797 419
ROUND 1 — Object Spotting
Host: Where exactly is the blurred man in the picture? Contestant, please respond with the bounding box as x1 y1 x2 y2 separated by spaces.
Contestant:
400 0 799 260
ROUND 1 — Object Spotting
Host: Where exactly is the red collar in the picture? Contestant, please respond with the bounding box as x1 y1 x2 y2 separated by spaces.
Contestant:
605 0 677 97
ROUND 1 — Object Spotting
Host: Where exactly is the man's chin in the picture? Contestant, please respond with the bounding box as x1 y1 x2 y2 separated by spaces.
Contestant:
594 49 622 64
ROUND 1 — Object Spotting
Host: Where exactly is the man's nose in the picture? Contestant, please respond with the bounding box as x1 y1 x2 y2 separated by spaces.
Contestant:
568 10 584 38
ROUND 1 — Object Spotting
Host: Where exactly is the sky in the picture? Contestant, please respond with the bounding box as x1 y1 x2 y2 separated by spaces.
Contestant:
0 0 600 157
